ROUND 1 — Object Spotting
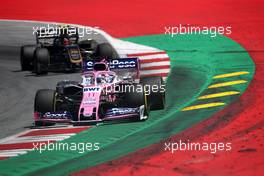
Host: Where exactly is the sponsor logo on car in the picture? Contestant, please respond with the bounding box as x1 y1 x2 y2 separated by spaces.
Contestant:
83 97 97 105
110 59 137 69
86 61 94 67
106 108 138 116
83 87 100 92
82 58 138 72
43 111 71 119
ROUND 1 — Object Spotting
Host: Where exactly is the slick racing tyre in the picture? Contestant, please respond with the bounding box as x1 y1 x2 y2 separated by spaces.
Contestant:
140 76 165 110
33 48 49 75
34 89 56 126
96 43 114 59
20 45 36 71
123 84 149 121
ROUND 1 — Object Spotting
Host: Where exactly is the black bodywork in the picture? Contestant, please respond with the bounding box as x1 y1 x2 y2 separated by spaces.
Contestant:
20 26 97 74
55 80 83 121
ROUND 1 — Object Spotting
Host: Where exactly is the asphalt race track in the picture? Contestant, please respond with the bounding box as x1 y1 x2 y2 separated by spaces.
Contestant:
0 20 107 139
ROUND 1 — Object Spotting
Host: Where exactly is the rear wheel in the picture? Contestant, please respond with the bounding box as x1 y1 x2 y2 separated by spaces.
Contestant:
34 89 56 126
33 48 49 75
20 45 36 71
140 76 165 110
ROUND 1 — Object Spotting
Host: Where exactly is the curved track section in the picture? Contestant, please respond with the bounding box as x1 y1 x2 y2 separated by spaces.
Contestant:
0 1 262 175
0 20 255 175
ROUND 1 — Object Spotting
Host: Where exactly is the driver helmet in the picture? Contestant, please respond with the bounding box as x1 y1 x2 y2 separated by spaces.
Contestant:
63 38 70 45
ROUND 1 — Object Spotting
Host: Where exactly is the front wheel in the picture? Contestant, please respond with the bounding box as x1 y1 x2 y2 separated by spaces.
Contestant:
34 89 56 126
123 84 149 121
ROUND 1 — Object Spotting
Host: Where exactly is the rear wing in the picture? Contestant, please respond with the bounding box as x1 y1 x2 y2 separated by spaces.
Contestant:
83 58 140 78
35 26 79 43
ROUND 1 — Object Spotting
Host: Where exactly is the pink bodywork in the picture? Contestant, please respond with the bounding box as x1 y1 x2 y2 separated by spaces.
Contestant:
79 71 117 121
34 59 142 124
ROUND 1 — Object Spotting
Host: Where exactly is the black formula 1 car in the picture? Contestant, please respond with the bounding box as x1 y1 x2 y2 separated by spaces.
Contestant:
20 25 114 75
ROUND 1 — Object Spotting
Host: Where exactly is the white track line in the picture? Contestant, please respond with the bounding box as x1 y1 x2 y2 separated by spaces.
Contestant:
0 149 31 157
1 134 75 144
0 130 34 144
0 125 79 143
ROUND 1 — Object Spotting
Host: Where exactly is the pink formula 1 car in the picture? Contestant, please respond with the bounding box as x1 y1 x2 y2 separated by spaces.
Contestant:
33 58 165 126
